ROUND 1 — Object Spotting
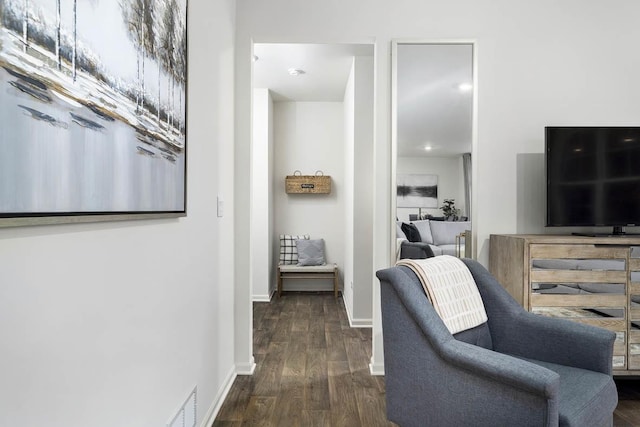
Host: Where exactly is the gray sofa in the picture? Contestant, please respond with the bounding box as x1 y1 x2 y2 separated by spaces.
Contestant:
377 258 618 427
397 219 470 256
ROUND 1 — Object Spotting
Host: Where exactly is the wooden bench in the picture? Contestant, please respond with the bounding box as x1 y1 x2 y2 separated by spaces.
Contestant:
277 263 340 298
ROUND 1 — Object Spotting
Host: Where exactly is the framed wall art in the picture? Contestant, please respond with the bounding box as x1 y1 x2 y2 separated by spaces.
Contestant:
0 0 187 226
397 173 438 208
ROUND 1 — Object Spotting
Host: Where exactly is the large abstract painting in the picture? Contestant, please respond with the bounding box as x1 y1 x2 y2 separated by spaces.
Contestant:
0 0 187 224
397 174 438 208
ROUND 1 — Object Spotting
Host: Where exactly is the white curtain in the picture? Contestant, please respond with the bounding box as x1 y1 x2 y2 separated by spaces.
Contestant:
462 153 471 218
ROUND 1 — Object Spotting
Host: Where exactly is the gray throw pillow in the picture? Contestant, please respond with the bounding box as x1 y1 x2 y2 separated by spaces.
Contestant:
412 220 433 244
296 239 326 266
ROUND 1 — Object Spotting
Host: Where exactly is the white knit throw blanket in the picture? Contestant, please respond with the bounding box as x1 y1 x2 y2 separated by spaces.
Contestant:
396 255 488 334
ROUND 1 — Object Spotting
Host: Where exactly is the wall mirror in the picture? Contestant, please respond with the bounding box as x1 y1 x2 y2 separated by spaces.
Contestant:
391 41 477 262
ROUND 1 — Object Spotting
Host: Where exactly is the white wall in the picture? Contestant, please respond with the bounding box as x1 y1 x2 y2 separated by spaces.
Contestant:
396 156 464 222
0 1 237 426
352 56 375 324
344 55 375 327
235 0 640 374
251 89 274 300
343 61 356 313
273 102 345 291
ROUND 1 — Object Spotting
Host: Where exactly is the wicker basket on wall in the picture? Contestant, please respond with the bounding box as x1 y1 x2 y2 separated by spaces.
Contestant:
285 170 331 194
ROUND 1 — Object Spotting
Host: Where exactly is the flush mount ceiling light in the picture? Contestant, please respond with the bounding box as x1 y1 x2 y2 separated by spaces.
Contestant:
288 68 306 76
458 82 473 92
424 145 432 151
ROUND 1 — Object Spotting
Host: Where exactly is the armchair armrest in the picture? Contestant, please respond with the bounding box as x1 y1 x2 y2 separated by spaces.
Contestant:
490 310 615 375
462 259 615 374
441 338 560 398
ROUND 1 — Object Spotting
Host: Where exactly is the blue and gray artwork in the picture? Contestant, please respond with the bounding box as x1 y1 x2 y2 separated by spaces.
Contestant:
0 0 187 214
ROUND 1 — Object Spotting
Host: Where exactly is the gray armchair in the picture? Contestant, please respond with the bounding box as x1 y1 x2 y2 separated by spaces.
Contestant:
376 258 618 427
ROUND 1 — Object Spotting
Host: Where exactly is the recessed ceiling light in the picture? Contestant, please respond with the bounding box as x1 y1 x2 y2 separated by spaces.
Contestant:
288 68 306 76
424 146 432 151
458 83 473 92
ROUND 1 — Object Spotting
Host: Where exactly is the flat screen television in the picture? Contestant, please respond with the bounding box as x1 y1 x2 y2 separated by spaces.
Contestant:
546 126 640 235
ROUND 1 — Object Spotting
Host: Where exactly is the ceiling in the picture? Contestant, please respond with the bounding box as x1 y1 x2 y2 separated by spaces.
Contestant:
252 42 473 158
253 43 373 102
397 43 473 158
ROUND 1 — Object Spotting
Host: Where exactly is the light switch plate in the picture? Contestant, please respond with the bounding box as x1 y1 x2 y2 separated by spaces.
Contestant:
217 196 224 217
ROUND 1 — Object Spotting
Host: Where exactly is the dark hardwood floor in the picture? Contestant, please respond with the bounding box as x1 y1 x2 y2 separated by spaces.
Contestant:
213 292 640 426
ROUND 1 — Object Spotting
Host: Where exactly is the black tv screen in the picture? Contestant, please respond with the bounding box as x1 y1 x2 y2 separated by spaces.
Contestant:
546 127 640 231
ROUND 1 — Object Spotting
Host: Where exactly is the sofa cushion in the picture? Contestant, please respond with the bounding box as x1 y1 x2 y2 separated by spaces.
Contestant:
428 244 443 256
412 220 433 244
396 221 407 239
438 244 459 257
430 221 471 246
401 222 421 242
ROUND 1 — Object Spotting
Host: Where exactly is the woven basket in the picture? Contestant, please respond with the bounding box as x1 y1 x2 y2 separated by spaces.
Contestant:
285 171 331 194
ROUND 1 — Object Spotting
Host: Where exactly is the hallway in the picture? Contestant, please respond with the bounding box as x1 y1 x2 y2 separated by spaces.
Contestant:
213 292 391 426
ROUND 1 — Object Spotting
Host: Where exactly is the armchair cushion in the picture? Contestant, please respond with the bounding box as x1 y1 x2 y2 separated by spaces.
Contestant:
515 356 618 427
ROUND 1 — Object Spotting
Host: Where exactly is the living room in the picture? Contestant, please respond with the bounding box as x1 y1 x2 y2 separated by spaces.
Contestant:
2 0 640 426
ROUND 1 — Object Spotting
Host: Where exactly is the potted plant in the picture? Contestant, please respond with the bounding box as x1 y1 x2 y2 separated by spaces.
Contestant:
440 199 460 221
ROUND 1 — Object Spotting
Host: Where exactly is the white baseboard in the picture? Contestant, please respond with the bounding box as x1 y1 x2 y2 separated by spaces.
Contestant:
235 357 256 375
252 293 272 302
369 361 385 376
344 300 372 328
200 358 257 427
200 366 237 427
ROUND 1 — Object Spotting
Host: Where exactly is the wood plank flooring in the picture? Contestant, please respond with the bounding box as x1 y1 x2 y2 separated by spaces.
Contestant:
213 292 640 426
213 292 390 426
